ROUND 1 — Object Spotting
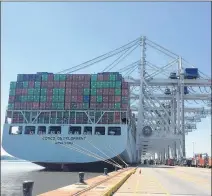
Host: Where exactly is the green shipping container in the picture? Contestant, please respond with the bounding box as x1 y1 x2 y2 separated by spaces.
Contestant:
91 74 97 81
54 74 60 81
91 82 97 88
41 89 47 95
122 97 128 104
17 74 23 81
42 74 48 81
97 96 103 102
21 96 28 102
33 96 40 102
34 89 41 95
115 81 121 88
109 75 116 81
52 96 59 102
28 89 34 95
115 89 121 96
53 89 59 94
27 96 34 102
57 103 64 109
58 89 65 95
83 89 90 95
59 74 66 81
34 82 41 88
9 89 16 96
8 103 14 110
10 82 16 89
40 96 47 102
52 103 58 109
115 103 121 109
23 81 28 88
91 89 97 95
58 96 64 102
83 103 89 109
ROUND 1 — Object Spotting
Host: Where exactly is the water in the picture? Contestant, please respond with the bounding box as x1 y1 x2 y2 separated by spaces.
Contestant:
1 161 100 196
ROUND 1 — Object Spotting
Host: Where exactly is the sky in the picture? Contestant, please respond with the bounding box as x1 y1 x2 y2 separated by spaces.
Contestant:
1 2 211 158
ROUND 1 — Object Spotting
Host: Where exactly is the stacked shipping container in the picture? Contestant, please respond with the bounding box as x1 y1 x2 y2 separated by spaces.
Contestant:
8 72 130 124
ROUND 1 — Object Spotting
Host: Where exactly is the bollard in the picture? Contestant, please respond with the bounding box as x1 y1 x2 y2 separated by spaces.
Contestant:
79 172 85 184
23 181 34 196
104 168 108 175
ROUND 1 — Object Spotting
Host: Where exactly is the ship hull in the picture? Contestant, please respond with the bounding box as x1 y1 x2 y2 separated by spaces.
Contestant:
2 124 136 171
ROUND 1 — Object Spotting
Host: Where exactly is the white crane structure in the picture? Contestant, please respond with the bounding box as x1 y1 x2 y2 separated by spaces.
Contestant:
58 36 211 163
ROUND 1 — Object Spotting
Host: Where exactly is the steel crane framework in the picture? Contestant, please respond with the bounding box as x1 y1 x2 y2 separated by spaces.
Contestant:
58 36 211 163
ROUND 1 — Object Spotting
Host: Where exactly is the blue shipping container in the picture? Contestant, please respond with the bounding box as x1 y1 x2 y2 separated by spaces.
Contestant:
83 96 90 103
184 68 199 79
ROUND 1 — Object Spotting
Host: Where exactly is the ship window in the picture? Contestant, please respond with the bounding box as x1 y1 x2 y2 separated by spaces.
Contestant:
9 126 22 135
108 127 121 135
95 127 105 135
84 127 92 135
25 126 35 135
69 126 81 135
38 126 46 135
49 126 61 134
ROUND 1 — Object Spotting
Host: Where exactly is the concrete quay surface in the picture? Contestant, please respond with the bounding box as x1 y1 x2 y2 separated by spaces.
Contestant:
114 165 211 196
38 167 135 196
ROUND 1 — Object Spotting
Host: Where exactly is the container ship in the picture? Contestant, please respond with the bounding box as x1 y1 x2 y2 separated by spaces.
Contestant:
2 72 137 171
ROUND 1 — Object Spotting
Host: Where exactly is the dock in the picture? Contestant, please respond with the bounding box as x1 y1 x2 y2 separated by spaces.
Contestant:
38 165 211 196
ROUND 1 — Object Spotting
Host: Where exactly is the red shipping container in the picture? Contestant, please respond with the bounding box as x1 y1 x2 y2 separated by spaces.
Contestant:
71 96 78 102
32 102 39 110
96 103 103 109
109 89 115 96
53 81 60 88
103 103 108 109
109 96 115 102
65 96 71 102
14 102 21 110
22 89 28 95
121 104 128 109
47 96 53 102
9 96 15 103
47 82 54 88
66 82 72 88
115 96 121 102
103 74 109 81
103 89 109 95
71 89 78 95
97 89 103 94
39 103 46 109
15 89 22 95
103 96 108 102
84 74 91 81
122 89 129 96
115 112 120 117
48 74 54 81
90 96 96 103
84 83 90 88
45 103 51 110
41 81 48 88
77 96 83 103
28 81 35 88
122 81 128 88
20 103 27 110
47 89 53 95
77 103 83 109
72 82 78 88
65 103 71 110
97 74 103 81
27 102 33 110
59 81 66 88
65 89 72 95
90 103 97 109
108 103 114 109
66 74 73 81
77 89 83 95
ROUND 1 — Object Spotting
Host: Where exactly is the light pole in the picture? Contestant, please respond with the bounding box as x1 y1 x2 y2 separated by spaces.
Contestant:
192 142 195 158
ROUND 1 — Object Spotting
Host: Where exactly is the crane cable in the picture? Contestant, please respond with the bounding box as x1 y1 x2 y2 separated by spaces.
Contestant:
57 38 140 74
